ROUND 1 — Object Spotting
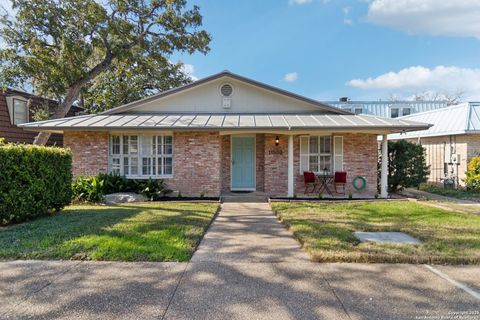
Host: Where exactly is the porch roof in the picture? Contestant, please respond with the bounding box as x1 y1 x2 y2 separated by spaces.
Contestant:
19 113 431 133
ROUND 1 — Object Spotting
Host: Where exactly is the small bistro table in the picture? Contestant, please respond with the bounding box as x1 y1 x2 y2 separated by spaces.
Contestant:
316 173 334 196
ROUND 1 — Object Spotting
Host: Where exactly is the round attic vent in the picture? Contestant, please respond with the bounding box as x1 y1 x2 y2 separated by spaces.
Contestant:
220 83 233 97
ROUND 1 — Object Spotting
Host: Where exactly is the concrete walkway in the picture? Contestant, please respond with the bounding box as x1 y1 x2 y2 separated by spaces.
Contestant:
2 202 480 320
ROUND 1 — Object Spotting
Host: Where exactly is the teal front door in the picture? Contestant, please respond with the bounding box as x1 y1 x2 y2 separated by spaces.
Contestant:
231 137 255 190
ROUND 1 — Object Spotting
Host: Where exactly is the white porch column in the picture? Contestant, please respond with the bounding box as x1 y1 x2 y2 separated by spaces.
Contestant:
380 133 388 198
287 134 294 198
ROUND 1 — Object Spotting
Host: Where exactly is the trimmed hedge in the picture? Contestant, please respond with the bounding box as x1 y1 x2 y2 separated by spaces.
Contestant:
0 143 72 225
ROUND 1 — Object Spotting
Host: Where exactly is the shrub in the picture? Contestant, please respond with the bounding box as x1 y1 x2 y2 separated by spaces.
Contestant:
0 143 72 225
71 175 105 203
379 140 429 192
465 157 480 191
135 178 172 201
71 173 172 202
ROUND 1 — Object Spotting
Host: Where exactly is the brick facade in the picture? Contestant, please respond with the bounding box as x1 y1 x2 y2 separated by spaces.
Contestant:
64 131 109 177
341 133 378 196
166 132 222 197
67 130 379 197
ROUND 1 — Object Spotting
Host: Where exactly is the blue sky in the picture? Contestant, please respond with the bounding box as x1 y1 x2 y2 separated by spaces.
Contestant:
174 0 480 101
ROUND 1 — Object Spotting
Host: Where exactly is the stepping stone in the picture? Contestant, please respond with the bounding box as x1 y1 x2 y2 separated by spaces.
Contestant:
354 232 422 245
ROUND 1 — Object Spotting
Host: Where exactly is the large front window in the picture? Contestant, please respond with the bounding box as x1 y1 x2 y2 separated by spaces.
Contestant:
109 134 173 178
304 136 332 173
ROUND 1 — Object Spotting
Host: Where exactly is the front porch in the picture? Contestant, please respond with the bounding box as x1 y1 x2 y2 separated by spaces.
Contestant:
219 132 389 199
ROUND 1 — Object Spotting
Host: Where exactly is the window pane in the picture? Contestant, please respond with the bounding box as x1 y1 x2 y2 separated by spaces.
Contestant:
141 136 153 155
309 137 318 154
130 136 138 154
163 136 173 155
142 157 151 175
131 157 138 175
123 136 129 154
164 157 173 175
402 108 411 116
123 157 129 175
111 136 121 154
309 156 318 172
391 108 399 118
13 100 27 124
320 136 331 154
111 157 121 175
354 108 363 115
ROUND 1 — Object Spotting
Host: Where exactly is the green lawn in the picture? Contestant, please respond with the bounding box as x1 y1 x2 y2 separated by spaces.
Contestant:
0 202 219 261
271 201 480 264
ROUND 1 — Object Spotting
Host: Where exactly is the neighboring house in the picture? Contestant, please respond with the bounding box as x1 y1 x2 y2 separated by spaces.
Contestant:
326 99 449 118
20 71 429 198
0 89 83 145
389 102 480 187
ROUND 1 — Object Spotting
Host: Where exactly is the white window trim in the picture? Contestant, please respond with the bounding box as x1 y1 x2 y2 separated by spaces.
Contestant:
6 96 29 125
300 135 344 174
299 135 333 174
108 134 174 179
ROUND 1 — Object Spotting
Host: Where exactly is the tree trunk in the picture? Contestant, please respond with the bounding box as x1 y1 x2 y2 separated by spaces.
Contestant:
33 52 113 145
33 84 83 145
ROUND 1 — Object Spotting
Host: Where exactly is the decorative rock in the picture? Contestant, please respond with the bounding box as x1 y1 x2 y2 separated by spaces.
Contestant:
104 192 147 205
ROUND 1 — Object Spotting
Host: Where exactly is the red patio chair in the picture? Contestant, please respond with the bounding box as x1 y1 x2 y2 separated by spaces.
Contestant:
303 171 318 194
334 171 347 194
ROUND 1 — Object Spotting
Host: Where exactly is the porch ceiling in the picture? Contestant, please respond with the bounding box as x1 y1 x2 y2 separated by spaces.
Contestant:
19 113 431 133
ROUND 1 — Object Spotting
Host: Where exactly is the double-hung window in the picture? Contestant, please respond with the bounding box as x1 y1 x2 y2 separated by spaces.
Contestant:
109 134 173 178
300 135 343 174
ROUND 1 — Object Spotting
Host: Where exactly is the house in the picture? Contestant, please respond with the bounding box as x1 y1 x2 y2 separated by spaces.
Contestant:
389 102 480 187
326 99 449 118
0 89 83 145
19 71 430 198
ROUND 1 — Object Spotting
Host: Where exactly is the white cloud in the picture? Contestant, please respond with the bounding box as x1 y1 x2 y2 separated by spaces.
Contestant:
180 63 198 81
283 72 299 82
289 0 312 5
343 6 353 25
347 65 480 100
367 0 480 39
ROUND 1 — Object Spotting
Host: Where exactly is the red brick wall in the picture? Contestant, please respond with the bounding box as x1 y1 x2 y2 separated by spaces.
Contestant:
64 131 109 177
342 133 378 196
165 131 221 197
264 134 288 196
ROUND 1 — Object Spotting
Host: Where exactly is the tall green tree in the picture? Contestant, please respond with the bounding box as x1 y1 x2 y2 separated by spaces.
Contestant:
379 140 429 192
81 58 191 113
0 0 210 145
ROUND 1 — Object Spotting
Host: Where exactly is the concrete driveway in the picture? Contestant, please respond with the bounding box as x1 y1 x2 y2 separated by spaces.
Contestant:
1 202 479 320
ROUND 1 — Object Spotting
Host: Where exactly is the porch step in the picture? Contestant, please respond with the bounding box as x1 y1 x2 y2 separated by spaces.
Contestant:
221 192 268 203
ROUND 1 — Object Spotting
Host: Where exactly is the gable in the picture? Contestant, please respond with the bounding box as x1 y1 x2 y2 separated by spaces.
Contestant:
104 72 348 115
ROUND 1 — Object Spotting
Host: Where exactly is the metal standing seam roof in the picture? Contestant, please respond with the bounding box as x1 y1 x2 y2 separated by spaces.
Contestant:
388 102 480 139
19 113 431 132
326 100 449 118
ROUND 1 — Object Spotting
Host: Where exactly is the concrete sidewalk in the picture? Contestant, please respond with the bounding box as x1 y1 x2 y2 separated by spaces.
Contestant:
1 202 480 320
